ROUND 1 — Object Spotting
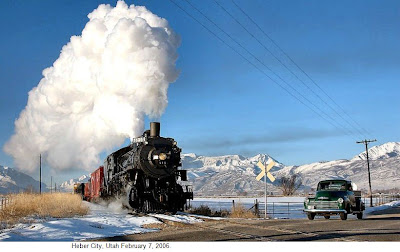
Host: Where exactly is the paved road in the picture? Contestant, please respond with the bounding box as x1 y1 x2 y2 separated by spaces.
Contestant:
100 207 400 241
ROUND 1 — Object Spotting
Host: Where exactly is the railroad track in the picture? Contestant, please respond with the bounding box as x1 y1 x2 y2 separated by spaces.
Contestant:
152 214 273 241
226 219 358 242
152 214 357 241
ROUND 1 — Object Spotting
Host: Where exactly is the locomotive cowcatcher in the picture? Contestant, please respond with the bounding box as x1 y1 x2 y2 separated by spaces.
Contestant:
74 122 193 213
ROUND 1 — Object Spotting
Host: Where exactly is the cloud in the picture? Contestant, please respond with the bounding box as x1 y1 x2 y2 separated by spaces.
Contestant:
4 1 180 173
182 127 344 152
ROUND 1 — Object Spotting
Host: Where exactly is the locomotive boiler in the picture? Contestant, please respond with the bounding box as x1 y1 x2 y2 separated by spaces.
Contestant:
77 122 193 213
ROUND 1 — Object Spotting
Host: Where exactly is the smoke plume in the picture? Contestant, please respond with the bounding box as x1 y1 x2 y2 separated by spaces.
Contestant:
4 1 180 173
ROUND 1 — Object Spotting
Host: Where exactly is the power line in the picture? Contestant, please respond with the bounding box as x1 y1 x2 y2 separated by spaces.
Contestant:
230 0 371 138
173 0 355 136
216 0 365 138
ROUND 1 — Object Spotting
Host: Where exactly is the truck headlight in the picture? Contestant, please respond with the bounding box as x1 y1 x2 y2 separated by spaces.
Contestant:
337 198 344 204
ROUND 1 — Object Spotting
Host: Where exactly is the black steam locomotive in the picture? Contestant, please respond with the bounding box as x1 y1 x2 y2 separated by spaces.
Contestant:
76 122 193 213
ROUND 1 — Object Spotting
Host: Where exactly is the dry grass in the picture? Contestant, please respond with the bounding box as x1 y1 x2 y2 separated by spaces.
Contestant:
0 193 88 228
229 203 257 218
188 205 230 217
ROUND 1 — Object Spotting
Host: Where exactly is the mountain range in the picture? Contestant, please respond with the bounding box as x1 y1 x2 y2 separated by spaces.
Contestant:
181 142 400 196
59 175 90 191
0 165 47 194
1 142 399 196
277 142 400 194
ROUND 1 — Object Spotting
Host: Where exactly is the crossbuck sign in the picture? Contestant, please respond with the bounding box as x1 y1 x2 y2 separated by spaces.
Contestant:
256 159 276 219
256 160 276 182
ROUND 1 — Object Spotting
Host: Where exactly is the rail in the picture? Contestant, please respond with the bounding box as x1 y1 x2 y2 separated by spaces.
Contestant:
251 194 400 218
362 194 400 206
192 194 400 219
253 201 305 219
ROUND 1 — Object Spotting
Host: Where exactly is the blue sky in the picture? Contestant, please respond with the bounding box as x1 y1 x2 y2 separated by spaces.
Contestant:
0 0 399 184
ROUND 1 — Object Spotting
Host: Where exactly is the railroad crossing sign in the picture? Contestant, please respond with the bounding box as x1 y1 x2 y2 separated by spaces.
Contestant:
256 160 276 182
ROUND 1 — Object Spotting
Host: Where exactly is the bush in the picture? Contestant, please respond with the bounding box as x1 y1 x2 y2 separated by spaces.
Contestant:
188 205 230 217
278 173 302 196
188 203 256 218
229 203 257 218
188 205 212 216
214 209 230 218
0 193 89 228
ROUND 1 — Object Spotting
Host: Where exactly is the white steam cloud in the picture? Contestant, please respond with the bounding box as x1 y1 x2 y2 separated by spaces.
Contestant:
4 1 180 173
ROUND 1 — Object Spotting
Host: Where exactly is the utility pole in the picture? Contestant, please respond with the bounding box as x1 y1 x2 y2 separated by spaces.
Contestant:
39 154 42 194
356 139 377 207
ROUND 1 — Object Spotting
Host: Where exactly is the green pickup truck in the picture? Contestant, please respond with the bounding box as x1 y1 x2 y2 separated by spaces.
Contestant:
304 179 365 220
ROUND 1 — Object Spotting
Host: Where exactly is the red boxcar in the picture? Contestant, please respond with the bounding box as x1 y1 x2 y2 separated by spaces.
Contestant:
90 166 104 201
83 182 91 201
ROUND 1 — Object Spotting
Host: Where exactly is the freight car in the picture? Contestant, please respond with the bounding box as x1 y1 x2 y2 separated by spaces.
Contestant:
74 122 193 213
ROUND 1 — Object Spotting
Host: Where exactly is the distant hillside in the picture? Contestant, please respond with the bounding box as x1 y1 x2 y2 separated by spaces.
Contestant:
0 165 47 194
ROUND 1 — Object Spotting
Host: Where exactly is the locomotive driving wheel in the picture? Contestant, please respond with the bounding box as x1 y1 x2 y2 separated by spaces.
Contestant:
128 186 140 210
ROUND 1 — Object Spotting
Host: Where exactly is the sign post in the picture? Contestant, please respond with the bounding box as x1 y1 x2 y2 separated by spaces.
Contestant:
264 164 267 219
256 159 276 219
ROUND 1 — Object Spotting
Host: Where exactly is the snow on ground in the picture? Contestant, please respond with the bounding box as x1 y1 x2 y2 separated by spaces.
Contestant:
1 198 399 241
365 200 400 215
0 201 162 241
150 213 204 223
0 200 208 241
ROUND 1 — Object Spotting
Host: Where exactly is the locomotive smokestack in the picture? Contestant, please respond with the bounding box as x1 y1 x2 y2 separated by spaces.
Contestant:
150 122 160 137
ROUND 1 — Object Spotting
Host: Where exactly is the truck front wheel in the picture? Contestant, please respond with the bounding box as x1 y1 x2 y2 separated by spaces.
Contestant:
307 213 315 220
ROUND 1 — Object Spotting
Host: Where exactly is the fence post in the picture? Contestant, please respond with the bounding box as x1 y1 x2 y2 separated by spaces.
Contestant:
287 202 290 218
272 202 274 218
255 199 259 217
232 200 235 211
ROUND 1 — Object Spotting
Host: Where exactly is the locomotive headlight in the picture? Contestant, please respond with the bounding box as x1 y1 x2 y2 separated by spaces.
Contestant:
159 153 167 161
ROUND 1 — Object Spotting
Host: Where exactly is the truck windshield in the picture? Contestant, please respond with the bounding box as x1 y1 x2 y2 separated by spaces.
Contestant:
318 181 346 191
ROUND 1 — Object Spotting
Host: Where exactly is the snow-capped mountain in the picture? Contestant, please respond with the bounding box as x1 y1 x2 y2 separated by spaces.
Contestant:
181 153 284 196
181 142 400 195
352 142 400 160
278 158 400 192
277 142 400 192
0 165 47 194
59 174 90 192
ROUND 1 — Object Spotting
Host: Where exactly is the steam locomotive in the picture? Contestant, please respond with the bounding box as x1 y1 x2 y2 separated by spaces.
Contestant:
74 122 193 213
